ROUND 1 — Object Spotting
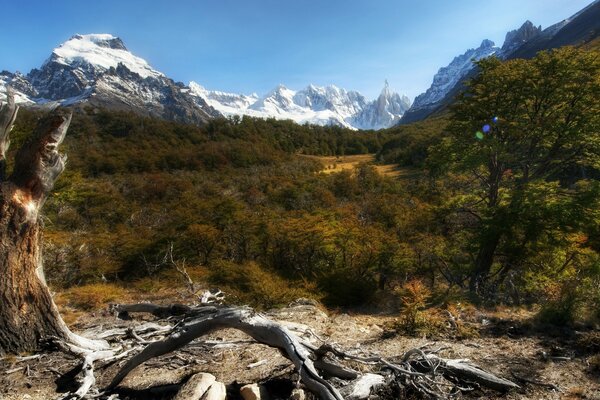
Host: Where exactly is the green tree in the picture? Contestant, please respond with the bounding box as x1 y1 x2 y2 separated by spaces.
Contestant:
431 47 600 295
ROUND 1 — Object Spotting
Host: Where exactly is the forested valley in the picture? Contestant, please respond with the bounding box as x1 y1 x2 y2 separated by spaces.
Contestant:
7 47 597 328
1 46 599 400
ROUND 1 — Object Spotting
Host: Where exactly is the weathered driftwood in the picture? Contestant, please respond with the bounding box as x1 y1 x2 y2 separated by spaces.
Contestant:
95 303 518 400
442 358 520 391
107 306 345 400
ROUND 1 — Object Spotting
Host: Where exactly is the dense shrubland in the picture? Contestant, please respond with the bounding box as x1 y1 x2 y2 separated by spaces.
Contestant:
10 47 599 328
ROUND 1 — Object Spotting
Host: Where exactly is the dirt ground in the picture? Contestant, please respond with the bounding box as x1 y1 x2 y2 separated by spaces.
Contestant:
0 302 599 400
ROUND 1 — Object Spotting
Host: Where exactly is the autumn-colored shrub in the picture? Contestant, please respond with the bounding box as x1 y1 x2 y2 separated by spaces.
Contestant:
394 280 431 335
537 281 584 326
208 261 319 309
59 283 129 311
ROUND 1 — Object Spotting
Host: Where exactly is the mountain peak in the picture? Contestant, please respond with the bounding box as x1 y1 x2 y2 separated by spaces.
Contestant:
480 39 496 49
47 33 162 79
69 34 127 50
188 81 206 93
501 20 542 53
381 79 390 95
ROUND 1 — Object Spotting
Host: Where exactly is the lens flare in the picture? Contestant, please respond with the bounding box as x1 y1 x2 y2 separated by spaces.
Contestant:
492 116 499 123
482 124 491 133
475 131 484 140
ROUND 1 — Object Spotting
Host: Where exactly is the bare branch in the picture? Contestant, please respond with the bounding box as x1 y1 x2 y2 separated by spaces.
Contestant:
10 110 71 204
0 88 19 180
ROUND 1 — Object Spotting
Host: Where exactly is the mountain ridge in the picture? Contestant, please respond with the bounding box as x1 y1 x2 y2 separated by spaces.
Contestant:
0 34 410 130
2 0 597 130
189 80 411 130
400 0 600 124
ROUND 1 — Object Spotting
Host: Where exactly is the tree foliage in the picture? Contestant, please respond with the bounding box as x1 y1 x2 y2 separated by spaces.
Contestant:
431 47 600 303
10 46 599 323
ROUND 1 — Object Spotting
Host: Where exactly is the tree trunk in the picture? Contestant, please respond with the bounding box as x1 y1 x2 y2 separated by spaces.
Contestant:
469 231 501 294
0 188 71 354
0 91 104 355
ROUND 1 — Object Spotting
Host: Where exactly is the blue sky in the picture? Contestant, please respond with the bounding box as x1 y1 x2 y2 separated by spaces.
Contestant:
2 0 594 99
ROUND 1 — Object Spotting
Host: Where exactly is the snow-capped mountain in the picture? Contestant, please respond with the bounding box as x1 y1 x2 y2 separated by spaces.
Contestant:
188 82 258 113
401 0 599 124
408 39 498 116
2 34 410 130
189 81 410 130
352 81 411 130
0 72 35 104
1 34 219 124
401 21 546 124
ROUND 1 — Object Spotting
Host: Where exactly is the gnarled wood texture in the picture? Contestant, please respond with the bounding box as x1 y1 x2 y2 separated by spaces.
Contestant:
0 91 106 355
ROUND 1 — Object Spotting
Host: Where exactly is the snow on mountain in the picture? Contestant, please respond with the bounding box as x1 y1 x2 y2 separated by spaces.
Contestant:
0 72 35 104
292 84 367 117
50 34 163 80
410 39 498 113
244 83 358 128
401 3 599 125
190 81 408 130
249 84 301 114
3 33 409 129
352 80 411 130
10 34 219 124
403 22 545 123
188 82 258 113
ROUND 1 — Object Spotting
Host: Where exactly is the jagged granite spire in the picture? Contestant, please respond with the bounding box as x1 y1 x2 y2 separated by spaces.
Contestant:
351 81 411 130
501 21 542 54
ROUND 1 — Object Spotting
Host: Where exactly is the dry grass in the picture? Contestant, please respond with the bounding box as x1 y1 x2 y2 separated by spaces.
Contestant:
299 154 407 177
56 283 131 311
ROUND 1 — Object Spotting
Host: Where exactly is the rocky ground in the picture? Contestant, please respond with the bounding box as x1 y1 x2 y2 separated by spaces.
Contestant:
0 301 599 400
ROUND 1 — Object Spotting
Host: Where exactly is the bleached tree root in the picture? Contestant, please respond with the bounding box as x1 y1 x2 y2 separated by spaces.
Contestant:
107 306 345 400
90 303 517 400
50 301 520 399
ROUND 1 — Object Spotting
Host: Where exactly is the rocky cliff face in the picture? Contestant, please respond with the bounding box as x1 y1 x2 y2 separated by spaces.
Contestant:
500 20 543 56
351 81 411 130
408 39 498 117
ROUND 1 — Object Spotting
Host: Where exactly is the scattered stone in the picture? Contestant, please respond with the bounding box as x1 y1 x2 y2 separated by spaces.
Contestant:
202 381 226 400
240 383 260 400
240 383 270 400
291 388 305 400
173 372 216 400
